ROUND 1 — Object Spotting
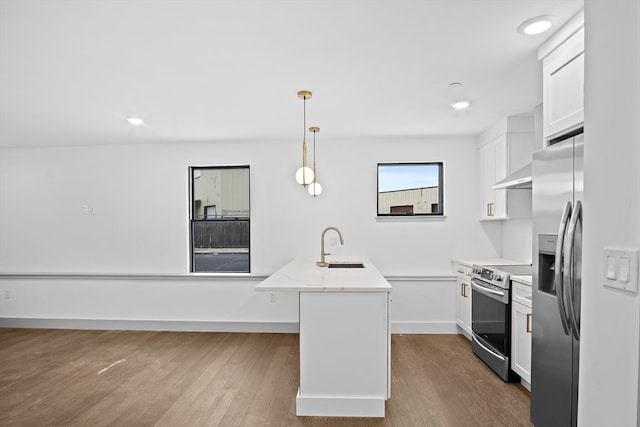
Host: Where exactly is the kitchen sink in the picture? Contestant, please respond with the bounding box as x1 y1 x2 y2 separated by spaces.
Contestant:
327 262 365 268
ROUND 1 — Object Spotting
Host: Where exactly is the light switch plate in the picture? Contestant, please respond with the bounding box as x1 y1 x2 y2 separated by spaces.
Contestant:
603 248 639 293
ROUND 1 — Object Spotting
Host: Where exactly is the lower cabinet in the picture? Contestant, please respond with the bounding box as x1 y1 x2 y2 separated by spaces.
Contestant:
454 263 472 339
456 277 471 338
297 291 390 417
511 281 532 389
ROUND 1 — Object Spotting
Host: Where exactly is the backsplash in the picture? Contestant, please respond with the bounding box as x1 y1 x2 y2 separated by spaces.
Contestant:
502 219 533 264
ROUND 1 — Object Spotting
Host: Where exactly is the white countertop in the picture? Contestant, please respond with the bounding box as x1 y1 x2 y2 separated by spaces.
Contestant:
511 275 533 286
255 257 392 292
452 257 531 268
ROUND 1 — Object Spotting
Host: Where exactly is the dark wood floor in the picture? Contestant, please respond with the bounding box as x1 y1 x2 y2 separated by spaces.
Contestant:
0 329 532 427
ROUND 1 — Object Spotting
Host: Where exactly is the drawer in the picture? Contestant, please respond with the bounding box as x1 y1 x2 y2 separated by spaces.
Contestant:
512 281 532 308
454 263 472 278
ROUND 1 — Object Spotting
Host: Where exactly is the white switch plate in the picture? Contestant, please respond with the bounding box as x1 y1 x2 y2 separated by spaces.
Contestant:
603 248 639 293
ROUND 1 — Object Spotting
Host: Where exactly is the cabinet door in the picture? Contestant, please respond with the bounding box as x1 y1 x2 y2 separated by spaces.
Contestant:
456 277 471 338
543 27 584 139
479 135 508 220
492 137 508 218
299 292 388 398
480 143 495 218
511 301 532 385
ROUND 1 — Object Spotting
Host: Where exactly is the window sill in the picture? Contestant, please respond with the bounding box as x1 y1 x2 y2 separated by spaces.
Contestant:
376 215 447 222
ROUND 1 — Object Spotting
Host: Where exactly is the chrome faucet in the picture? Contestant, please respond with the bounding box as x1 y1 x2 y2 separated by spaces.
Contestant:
316 227 344 267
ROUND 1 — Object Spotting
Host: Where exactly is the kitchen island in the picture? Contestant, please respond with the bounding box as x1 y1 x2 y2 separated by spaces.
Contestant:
256 257 392 417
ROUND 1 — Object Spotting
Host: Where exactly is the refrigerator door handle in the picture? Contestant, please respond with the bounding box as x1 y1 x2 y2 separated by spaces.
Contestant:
564 200 582 340
555 201 572 335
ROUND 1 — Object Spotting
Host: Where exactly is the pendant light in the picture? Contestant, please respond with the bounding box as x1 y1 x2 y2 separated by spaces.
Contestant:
308 127 322 197
295 90 314 186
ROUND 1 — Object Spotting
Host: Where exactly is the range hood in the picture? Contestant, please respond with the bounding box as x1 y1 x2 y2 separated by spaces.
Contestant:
492 163 532 190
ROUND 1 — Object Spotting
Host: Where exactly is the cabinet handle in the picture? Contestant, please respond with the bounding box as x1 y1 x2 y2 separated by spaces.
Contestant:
526 313 532 333
487 203 495 217
462 283 468 298
457 269 464 274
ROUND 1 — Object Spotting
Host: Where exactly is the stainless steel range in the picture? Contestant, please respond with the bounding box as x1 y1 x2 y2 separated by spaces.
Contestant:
470 263 531 381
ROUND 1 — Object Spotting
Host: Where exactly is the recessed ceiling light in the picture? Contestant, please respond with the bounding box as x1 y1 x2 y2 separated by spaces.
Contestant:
127 117 144 126
451 100 470 110
518 16 553 35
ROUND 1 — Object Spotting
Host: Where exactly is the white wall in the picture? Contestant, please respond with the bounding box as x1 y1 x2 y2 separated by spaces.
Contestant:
501 219 532 263
580 0 640 425
0 134 497 331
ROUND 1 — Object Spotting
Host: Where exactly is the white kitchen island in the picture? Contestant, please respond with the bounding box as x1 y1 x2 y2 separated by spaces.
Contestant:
256 257 392 417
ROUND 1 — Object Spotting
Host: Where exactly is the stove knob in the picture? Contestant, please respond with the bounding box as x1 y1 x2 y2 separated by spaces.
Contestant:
495 275 503 282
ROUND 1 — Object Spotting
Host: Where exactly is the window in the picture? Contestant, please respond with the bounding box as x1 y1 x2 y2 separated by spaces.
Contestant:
190 166 250 272
377 162 444 216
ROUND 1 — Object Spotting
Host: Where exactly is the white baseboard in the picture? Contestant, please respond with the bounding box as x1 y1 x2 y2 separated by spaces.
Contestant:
0 318 459 336
296 388 385 417
0 318 299 333
390 320 458 334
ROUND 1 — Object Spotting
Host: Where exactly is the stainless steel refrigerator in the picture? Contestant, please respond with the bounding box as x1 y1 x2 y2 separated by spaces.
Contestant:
531 130 583 427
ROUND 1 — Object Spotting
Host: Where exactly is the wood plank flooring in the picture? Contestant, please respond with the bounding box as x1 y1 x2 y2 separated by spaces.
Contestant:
0 329 532 427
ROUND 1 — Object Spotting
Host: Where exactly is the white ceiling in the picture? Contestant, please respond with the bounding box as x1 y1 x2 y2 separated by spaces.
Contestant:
0 0 583 148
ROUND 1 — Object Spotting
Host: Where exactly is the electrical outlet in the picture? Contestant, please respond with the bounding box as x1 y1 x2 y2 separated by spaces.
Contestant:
4 290 10 299
604 248 639 293
270 292 277 303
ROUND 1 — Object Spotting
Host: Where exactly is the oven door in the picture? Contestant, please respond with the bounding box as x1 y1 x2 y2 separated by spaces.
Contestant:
471 279 513 381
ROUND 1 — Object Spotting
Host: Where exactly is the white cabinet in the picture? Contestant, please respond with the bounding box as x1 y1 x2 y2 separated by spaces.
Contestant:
298 291 390 417
453 262 472 339
478 116 534 220
511 280 533 390
479 135 508 219
540 11 585 140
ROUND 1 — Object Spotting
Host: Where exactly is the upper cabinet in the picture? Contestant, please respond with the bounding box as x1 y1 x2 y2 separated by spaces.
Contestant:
478 115 535 221
539 10 585 141
479 135 507 219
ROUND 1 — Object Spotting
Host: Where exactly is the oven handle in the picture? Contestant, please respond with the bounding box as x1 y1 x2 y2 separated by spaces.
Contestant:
472 333 506 361
471 280 508 303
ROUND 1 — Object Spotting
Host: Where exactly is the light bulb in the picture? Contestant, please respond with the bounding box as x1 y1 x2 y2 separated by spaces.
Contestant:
518 16 553 35
308 181 322 196
296 167 314 186
524 20 551 35
127 117 144 125
451 100 470 110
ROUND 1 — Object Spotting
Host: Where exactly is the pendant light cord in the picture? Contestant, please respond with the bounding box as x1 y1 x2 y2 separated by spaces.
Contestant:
302 95 308 183
312 129 317 179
